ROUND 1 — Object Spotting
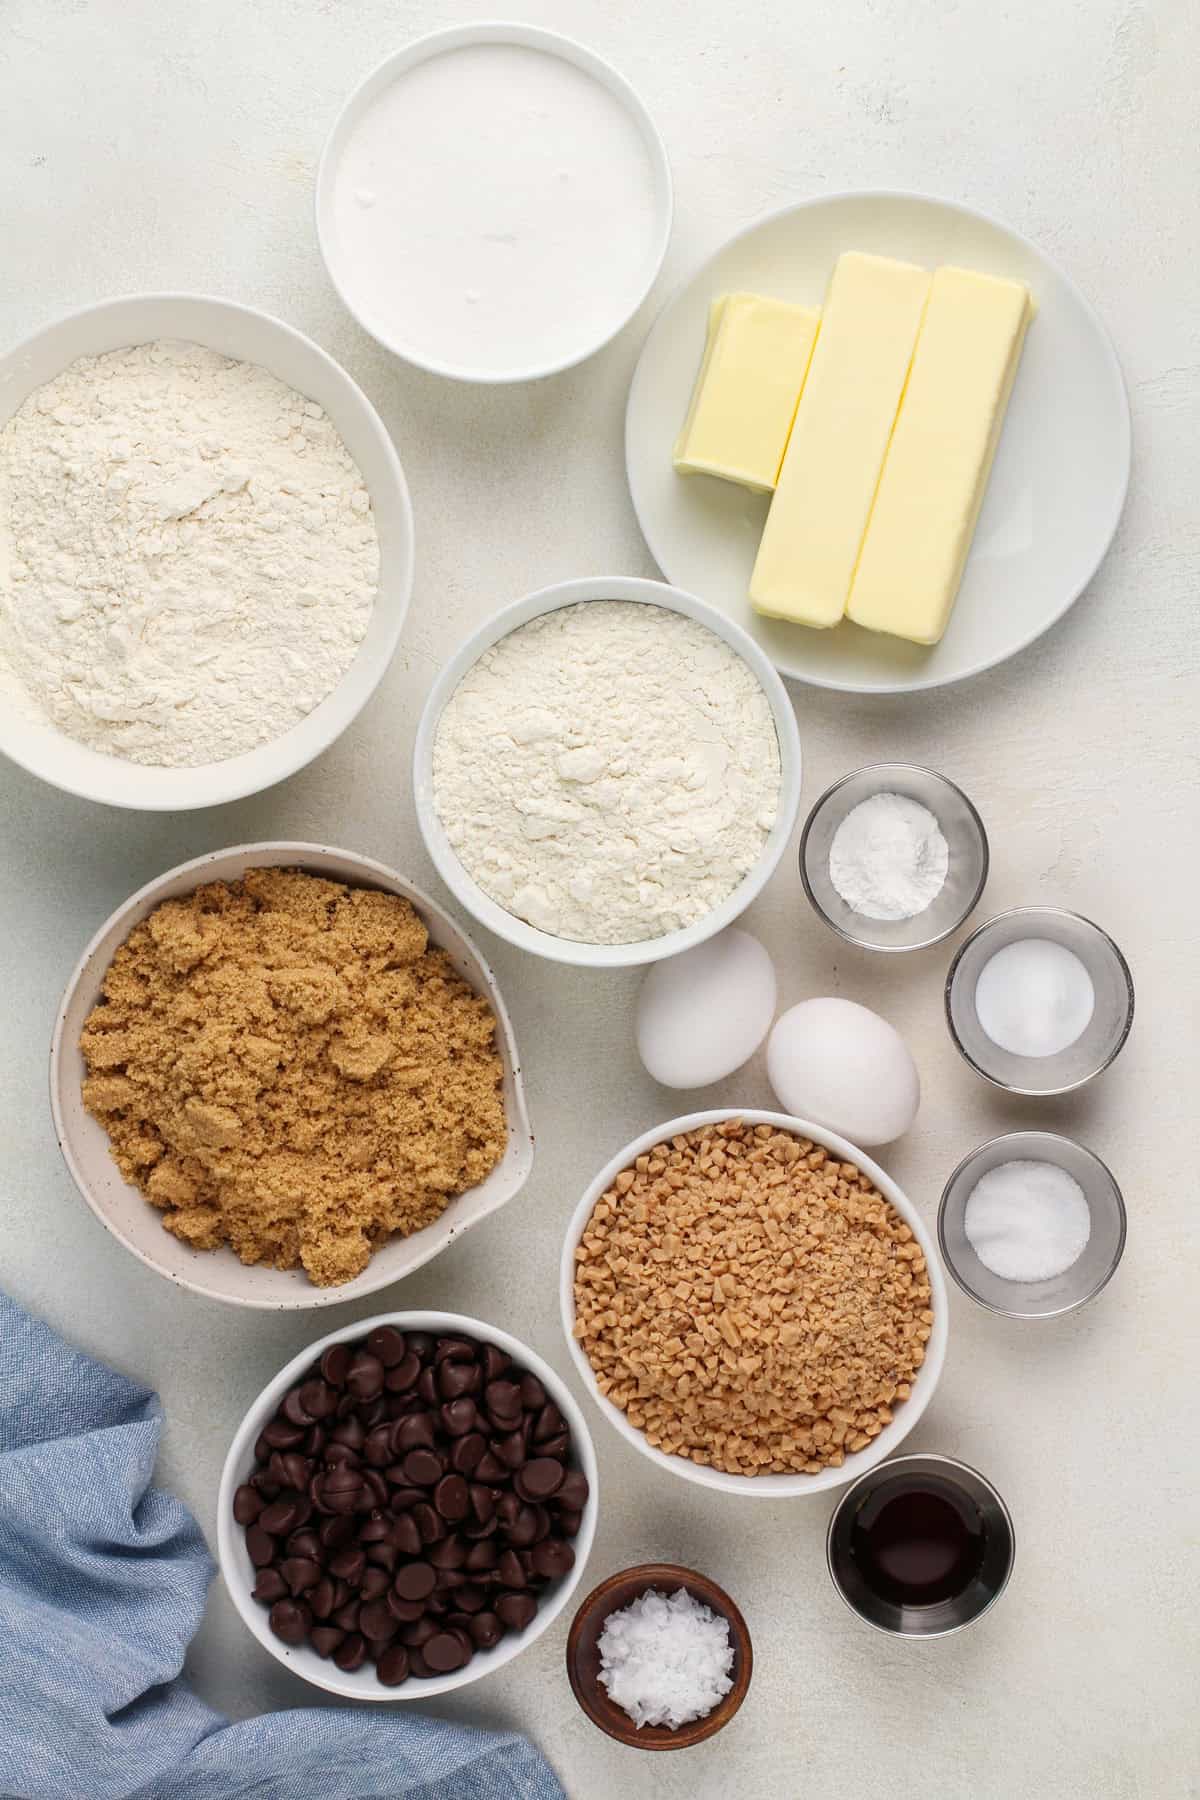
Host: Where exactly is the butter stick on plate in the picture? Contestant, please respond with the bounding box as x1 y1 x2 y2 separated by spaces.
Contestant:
673 293 820 493
847 265 1034 646
750 252 932 629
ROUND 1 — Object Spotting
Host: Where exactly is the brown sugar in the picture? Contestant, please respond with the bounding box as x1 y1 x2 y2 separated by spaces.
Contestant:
572 1119 933 1476
80 867 507 1286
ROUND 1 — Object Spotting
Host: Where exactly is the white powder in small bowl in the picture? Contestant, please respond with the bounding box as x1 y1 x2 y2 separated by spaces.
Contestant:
597 1586 734 1730
964 1159 1092 1283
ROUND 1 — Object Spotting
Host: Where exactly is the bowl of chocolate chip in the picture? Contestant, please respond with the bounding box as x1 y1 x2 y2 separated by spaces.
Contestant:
218 1312 599 1698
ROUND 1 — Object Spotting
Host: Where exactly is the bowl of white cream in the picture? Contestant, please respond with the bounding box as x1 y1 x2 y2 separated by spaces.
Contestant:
412 575 803 968
316 23 673 383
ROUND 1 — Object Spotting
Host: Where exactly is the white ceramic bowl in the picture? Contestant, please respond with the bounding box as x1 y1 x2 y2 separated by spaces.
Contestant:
218 1310 599 1699
560 1109 948 1497
50 843 533 1308
413 576 803 968
316 23 672 383
0 295 413 808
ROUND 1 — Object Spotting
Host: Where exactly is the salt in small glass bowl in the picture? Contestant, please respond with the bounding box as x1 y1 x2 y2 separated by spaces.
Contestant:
945 906 1134 1096
799 764 988 953
938 1130 1127 1320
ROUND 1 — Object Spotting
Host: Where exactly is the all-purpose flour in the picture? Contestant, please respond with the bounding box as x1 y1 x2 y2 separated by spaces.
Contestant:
0 340 378 766
432 602 781 945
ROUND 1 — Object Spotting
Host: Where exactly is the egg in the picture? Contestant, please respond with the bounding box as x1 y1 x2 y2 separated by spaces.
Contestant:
766 997 920 1146
636 928 777 1089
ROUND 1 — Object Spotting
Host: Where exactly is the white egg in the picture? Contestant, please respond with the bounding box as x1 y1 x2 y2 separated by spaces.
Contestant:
766 997 920 1146
636 928 777 1089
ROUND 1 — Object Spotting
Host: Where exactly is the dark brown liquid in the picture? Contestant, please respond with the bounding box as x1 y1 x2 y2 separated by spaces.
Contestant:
849 1475 986 1606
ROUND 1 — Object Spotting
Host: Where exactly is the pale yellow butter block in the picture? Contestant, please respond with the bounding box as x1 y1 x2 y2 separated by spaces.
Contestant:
750 252 932 629
673 292 821 493
846 265 1034 646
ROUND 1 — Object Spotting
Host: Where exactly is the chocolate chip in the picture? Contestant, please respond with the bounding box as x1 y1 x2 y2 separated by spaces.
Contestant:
310 1625 344 1658
333 1632 367 1672
557 1509 583 1537
440 1398 478 1436
363 1425 393 1467
332 1598 360 1632
403 1448 443 1487
394 1412 436 1454
282 1388 313 1428
401 1616 439 1648
556 1470 590 1511
406 1331 436 1361
393 1561 436 1602
429 1534 468 1570
233 1484 263 1525
495 1591 537 1633
357 1512 390 1545
408 1650 434 1679
468 1483 495 1525
456 1583 487 1614
411 1502 445 1546
385 1352 422 1393
280 1556 319 1596
365 1541 397 1572
496 1550 526 1588
423 1631 470 1673
360 1566 390 1602
387 1484 425 1512
485 1379 522 1418
473 1450 507 1483
376 1644 410 1685
269 1598 311 1645
252 1568 287 1603
346 1354 385 1402
329 1547 366 1584
387 1591 427 1623
532 1402 564 1444
492 1431 526 1470
417 1367 438 1405
531 1538 575 1580
320 1344 354 1387
300 1379 337 1421
390 1514 422 1557
245 1524 277 1567
465 1539 497 1572
515 1458 564 1502
435 1337 477 1366
258 1498 301 1535
285 1528 321 1560
319 1514 355 1551
481 1345 510 1381
519 1373 547 1411
470 1611 503 1649
366 1327 407 1368
504 1506 539 1549
450 1432 487 1474
438 1360 476 1402
262 1418 307 1450
433 1474 469 1521
359 1599 396 1642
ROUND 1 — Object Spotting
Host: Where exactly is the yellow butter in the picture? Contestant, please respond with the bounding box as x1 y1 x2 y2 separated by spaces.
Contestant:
673 293 821 493
846 265 1034 646
750 252 931 629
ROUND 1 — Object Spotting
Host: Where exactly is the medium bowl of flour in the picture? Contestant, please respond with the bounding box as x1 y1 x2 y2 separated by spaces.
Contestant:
414 577 803 967
0 294 413 808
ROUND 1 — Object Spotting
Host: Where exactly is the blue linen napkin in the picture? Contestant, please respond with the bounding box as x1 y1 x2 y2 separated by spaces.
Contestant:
0 1292 566 1800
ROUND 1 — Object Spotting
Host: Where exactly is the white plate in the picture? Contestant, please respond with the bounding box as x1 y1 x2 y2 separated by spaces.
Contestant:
626 191 1131 694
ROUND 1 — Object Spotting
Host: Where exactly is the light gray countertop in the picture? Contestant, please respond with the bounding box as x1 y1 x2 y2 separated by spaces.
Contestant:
3 2 1197 1795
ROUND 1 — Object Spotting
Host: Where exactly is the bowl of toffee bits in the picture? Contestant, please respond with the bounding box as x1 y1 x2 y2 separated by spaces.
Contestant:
218 1312 598 1697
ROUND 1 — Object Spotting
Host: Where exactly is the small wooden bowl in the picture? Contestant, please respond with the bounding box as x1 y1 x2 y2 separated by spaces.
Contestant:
566 1563 752 1750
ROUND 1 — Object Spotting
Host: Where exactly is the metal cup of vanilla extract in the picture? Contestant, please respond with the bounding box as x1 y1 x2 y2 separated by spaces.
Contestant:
826 1453 1015 1637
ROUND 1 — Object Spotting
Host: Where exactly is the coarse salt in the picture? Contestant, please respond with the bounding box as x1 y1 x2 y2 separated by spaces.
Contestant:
597 1587 734 1730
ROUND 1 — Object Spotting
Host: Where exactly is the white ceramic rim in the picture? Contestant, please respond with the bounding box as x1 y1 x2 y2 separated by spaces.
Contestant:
559 1108 949 1496
0 293 414 808
411 575 803 968
217 1309 600 1698
625 187 1132 694
315 21 674 383
49 842 533 1308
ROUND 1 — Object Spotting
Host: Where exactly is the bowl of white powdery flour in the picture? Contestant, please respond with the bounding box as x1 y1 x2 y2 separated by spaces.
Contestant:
0 294 413 809
413 576 802 968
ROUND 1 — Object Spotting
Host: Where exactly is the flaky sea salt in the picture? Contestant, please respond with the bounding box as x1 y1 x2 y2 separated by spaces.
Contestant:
597 1587 734 1730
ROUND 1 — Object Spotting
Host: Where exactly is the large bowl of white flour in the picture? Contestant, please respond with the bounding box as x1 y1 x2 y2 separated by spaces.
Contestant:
0 294 413 808
414 577 803 968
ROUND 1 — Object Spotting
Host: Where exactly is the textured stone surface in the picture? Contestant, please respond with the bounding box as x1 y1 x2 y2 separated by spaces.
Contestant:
1 1 1196 1794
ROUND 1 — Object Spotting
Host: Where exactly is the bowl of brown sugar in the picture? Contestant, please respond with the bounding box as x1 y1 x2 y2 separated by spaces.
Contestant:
51 843 533 1308
561 1111 947 1497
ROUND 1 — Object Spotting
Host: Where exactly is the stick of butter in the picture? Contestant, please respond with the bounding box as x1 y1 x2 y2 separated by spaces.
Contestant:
750 252 931 629
846 266 1034 646
673 293 821 493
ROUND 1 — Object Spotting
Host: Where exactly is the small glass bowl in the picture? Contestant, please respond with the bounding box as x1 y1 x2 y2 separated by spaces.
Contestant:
945 907 1134 1096
938 1131 1127 1319
826 1453 1015 1638
799 764 988 952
